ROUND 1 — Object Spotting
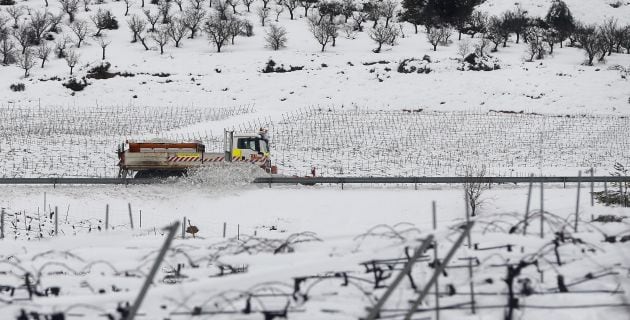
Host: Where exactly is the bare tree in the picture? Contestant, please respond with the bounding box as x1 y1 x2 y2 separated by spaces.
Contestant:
524 26 547 61
123 0 132 16
600 17 618 57
127 14 146 42
575 23 602 65
64 49 79 74
213 0 230 19
299 0 315 17
28 10 51 45
12 25 31 54
426 26 444 51
307 15 336 52
94 34 110 59
91 8 115 36
242 0 254 12
189 0 205 10
54 34 71 57
203 13 231 52
152 25 170 53
457 38 472 60
48 12 65 33
144 9 160 31
59 0 80 23
227 17 244 44
82 0 91 12
351 11 368 32
227 0 240 14
5 6 24 28
70 19 90 47
365 0 382 28
273 4 284 22
264 23 286 50
281 0 298 20
36 41 51 67
368 22 398 52
261 0 271 9
0 12 10 30
487 16 508 52
380 0 396 28
0 38 16 64
158 0 172 23
167 17 188 47
463 165 487 217
257 7 270 26
182 7 204 38
173 0 184 11
16 48 36 77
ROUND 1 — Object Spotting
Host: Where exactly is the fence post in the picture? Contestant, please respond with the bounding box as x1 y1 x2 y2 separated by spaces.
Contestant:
575 171 582 233
540 181 544 238
365 235 434 320
1 208 4 239
182 217 186 238
54 206 58 236
128 203 134 230
464 195 476 314
432 201 439 320
127 221 179 320
604 181 608 197
403 222 474 320
139 210 142 229
237 224 240 240
223 222 227 238
523 174 533 236
590 168 594 207
43 192 46 215
105 204 109 230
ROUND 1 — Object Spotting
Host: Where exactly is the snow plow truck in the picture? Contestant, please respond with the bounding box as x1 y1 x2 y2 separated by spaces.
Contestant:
117 130 277 178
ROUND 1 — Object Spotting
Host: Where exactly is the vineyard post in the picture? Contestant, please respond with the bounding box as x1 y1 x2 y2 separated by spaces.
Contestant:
128 203 134 229
127 221 179 320
182 217 186 238
523 174 533 236
575 171 582 232
223 222 227 238
540 181 544 238
105 204 109 230
432 201 440 320
590 168 594 206
139 210 142 229
43 192 46 215
464 195 476 314
54 206 58 236
365 235 434 320
604 181 608 197
1 208 4 239
404 222 474 320
237 224 240 240
619 182 626 207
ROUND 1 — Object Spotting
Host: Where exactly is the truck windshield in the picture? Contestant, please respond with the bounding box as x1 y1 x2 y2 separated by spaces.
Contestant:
237 138 262 151
259 139 268 153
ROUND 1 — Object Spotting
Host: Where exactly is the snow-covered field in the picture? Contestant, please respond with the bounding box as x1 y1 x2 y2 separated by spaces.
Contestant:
1 181 629 319
1 0 630 318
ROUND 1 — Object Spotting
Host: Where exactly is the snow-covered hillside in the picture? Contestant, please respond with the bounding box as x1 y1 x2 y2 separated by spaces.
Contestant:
0 0 628 114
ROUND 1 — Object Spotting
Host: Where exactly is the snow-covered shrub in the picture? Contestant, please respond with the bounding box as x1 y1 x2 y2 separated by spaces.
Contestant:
86 62 116 79
397 57 431 74
459 52 500 71
62 77 89 91
261 59 303 73
9 82 25 91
